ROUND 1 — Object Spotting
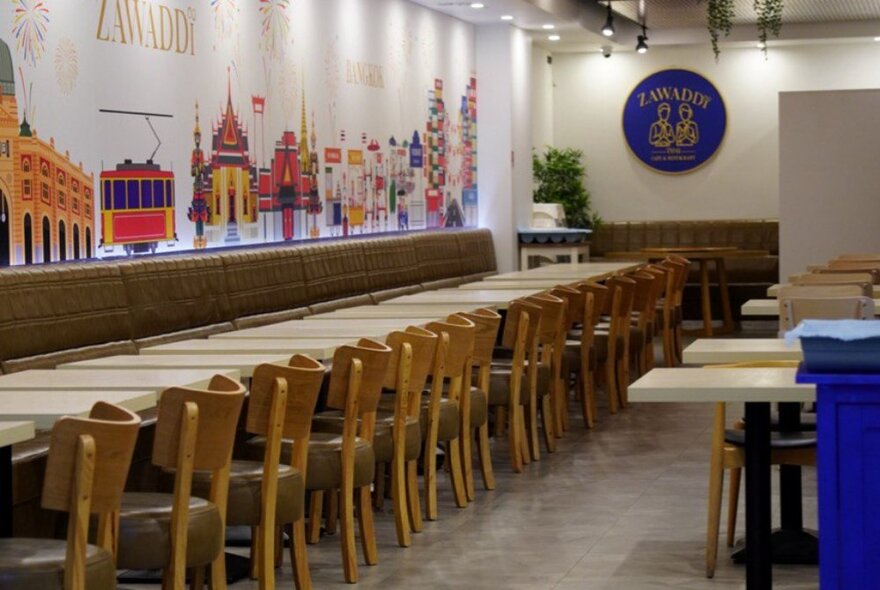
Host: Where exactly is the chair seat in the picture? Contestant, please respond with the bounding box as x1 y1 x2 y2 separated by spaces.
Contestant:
488 363 551 406
191 460 303 527
117 492 223 571
471 387 488 427
724 429 817 449
0 538 116 590
740 412 818 432
312 411 422 463
563 341 597 375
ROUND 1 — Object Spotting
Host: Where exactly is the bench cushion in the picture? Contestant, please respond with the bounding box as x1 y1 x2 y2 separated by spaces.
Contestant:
221 247 309 322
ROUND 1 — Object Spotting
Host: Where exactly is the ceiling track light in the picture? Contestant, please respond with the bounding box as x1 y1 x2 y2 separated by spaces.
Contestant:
636 24 649 54
602 1 615 37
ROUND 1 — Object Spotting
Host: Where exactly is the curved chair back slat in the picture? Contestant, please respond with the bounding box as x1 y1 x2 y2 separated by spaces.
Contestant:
425 315 476 379
248 354 326 439
384 327 438 393
327 338 393 414
458 308 502 367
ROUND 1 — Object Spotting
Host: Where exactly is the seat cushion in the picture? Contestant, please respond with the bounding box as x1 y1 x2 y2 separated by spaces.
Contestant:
470 387 488 427
563 342 597 375
190 460 303 527
0 538 116 590
312 412 421 463
307 432 375 490
117 492 223 571
488 363 551 406
416 397 460 442
724 429 817 449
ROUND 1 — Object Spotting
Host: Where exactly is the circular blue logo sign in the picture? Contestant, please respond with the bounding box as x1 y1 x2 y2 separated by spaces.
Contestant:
623 69 727 174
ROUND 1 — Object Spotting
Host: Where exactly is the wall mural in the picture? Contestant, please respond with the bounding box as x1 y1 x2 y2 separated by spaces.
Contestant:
0 0 477 266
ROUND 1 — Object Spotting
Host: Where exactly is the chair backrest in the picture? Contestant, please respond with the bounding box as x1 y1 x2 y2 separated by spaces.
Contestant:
502 299 542 351
778 284 868 299
153 374 246 471
384 326 438 392
790 272 873 296
425 315 475 379
836 253 880 261
43 402 141 515
327 338 393 415
573 282 608 325
457 308 502 367
813 263 880 284
629 271 660 316
780 296 875 332
248 354 326 440
606 276 637 320
525 293 565 347
661 257 690 305
549 285 584 327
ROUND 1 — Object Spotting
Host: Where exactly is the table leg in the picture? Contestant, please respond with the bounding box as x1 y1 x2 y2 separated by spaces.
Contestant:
716 257 735 334
700 259 714 337
744 402 772 590
0 445 12 537
568 246 578 267
520 248 529 271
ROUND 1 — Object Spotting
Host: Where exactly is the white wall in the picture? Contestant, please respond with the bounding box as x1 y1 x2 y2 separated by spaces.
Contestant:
476 25 533 272
779 89 880 278
549 42 880 222
531 46 555 152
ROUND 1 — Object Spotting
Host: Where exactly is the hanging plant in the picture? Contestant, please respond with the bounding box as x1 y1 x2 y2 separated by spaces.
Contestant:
755 0 784 56
703 0 735 60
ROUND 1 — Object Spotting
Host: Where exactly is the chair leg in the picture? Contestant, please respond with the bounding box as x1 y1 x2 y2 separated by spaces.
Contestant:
705 458 725 579
209 538 228 590
604 359 619 414
519 411 531 466
291 519 312 590
579 372 594 429
325 490 338 536
373 462 386 510
307 491 323 544
445 439 468 508
476 422 496 490
249 526 259 580
495 406 507 437
340 486 358 583
459 391 475 502
540 395 557 453
357 486 379 565
508 404 523 473
190 567 205 590
391 440 411 547
527 399 541 461
424 439 439 521
727 467 742 547
257 522 276 590
405 461 423 532
616 356 629 409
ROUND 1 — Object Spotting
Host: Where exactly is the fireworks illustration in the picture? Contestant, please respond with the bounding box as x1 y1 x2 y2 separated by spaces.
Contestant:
10 0 49 67
211 0 238 45
54 37 78 94
278 61 299 123
259 0 290 60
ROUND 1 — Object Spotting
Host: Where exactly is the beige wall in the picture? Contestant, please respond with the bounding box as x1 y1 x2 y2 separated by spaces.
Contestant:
549 42 880 223
779 89 880 278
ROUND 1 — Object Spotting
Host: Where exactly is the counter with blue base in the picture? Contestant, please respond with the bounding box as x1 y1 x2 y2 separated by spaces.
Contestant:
796 368 880 589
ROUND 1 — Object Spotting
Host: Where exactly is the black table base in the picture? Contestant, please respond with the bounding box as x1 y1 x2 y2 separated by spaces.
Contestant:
732 528 819 565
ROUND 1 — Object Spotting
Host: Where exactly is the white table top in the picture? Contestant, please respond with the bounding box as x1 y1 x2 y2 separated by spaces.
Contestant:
305 305 488 319
58 354 293 378
767 284 782 297
486 262 639 281
212 318 436 339
0 368 240 391
742 298 880 316
683 339 802 364
0 421 36 447
140 339 349 359
379 289 537 308
629 367 814 403
458 279 568 290
0 390 156 430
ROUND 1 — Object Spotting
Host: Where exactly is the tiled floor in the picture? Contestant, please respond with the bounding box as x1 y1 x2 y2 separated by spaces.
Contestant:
130 324 819 589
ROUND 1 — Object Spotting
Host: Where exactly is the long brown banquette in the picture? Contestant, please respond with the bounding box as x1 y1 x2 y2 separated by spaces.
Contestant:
0 228 496 374
590 219 779 319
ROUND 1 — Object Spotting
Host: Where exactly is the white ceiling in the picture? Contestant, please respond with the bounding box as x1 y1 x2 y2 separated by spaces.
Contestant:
407 0 880 52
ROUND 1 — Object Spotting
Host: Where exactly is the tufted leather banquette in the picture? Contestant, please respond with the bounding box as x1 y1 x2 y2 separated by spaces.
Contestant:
0 229 496 373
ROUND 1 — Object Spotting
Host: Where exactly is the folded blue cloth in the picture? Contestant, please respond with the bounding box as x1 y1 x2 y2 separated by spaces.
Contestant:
785 319 880 345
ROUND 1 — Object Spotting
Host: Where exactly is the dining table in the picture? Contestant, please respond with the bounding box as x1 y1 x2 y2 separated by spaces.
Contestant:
742 298 880 317
0 389 156 430
0 421 36 537
379 289 537 309
483 261 640 281
0 368 240 391
58 354 295 378
683 339 803 364
304 304 493 319
631 366 815 590
139 338 350 359
211 318 441 339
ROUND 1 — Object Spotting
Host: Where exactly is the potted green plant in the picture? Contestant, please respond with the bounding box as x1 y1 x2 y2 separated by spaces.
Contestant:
532 147 601 230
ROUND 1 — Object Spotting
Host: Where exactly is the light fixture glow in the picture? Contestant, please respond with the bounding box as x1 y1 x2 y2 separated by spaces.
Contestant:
501 14 514 21
542 23 555 30
469 2 484 8
548 34 561 41
636 24 648 54
757 40 766 49
602 2 615 37
875 36 880 41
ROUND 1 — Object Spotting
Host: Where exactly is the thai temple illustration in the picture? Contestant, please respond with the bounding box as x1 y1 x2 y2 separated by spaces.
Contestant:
424 79 446 229
459 77 478 227
197 73 260 245
0 37 95 267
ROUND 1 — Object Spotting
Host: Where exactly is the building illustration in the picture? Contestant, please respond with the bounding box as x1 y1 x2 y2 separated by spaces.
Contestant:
425 79 446 228
0 38 94 266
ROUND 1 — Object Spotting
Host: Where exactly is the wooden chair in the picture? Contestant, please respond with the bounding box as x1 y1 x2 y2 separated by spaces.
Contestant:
628 270 662 378
548 285 586 429
601 276 636 410
458 308 503 500
524 293 566 454
488 298 540 473
660 257 690 365
570 282 609 426
641 264 670 372
117 374 247 590
778 293 874 334
211 355 325 590
0 403 140 590
704 361 816 578
376 326 437 544
423 315 474 517
307 338 392 583
789 272 874 296
810 264 880 284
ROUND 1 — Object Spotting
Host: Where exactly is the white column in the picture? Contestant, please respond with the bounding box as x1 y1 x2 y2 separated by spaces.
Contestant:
476 25 533 272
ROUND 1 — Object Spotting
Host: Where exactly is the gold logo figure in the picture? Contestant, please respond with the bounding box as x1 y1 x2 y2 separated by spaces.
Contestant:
648 102 675 148
675 103 699 147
